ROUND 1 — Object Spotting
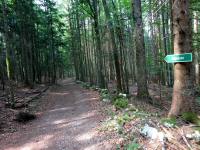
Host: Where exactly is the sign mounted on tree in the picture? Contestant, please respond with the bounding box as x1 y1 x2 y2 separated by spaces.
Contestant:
164 53 192 63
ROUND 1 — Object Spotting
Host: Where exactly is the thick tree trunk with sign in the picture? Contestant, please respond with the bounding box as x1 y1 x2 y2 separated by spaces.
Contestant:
168 0 195 117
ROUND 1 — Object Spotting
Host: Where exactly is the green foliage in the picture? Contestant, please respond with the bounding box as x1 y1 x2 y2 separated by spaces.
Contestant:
125 140 140 150
195 86 200 98
106 108 116 118
100 89 109 94
197 97 200 105
117 126 124 134
117 113 135 126
81 82 90 89
161 117 177 127
100 89 111 99
0 0 70 84
112 94 127 103
181 112 200 125
114 97 128 109
116 144 121 150
90 85 98 90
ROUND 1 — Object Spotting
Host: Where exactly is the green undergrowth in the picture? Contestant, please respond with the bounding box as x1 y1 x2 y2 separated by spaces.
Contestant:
101 106 144 149
195 86 200 94
100 89 111 99
117 112 136 126
181 112 200 125
78 81 150 149
116 139 140 150
100 104 151 133
161 117 177 127
76 80 100 91
161 112 200 128
114 98 128 109
125 140 140 150
196 97 200 105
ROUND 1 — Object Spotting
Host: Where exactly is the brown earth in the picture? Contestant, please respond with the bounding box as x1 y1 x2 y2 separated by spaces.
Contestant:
0 79 114 150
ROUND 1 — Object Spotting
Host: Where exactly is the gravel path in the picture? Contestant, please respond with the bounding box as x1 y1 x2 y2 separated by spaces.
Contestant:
0 79 113 150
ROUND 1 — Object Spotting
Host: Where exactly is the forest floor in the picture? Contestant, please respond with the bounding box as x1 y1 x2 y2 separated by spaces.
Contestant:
0 79 116 150
0 79 200 150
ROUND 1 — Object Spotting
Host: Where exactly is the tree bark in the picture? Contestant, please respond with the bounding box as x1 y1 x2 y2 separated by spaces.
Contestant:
132 0 150 99
194 12 199 85
2 0 15 105
102 0 122 92
92 0 106 88
168 0 195 117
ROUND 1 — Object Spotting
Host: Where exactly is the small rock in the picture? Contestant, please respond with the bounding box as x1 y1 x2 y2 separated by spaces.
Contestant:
141 124 165 141
119 93 127 97
102 99 110 103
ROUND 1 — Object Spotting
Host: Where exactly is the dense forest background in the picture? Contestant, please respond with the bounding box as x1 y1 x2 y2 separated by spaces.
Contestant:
0 0 200 116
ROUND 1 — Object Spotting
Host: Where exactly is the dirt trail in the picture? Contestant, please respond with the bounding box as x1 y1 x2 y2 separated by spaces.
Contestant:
0 79 113 150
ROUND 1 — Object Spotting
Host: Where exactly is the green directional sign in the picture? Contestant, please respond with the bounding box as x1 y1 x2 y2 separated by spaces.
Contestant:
164 53 192 63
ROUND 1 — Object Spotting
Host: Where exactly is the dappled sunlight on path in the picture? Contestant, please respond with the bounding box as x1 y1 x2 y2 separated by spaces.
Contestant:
1 79 114 150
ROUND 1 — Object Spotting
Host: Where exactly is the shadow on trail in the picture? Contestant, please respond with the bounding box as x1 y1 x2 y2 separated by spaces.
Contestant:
1 79 114 150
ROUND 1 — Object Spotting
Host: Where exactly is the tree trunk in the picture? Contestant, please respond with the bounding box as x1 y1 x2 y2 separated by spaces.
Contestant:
2 0 15 105
102 0 122 92
92 0 106 88
132 0 150 99
194 12 199 85
168 0 195 117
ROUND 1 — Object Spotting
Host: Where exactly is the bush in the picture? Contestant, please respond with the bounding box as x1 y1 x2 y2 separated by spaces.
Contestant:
114 98 128 109
161 117 177 127
100 89 108 94
81 82 90 89
100 89 111 100
181 112 200 125
117 113 134 125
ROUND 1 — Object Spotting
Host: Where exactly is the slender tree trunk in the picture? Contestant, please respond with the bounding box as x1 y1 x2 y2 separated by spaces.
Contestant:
132 0 150 99
102 0 122 92
194 12 199 85
149 0 158 78
2 0 15 105
161 3 168 85
92 0 106 88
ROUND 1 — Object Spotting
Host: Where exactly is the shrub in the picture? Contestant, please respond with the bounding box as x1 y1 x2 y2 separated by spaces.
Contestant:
81 82 90 89
161 117 177 127
117 113 133 125
114 98 128 109
100 89 108 94
181 112 200 125
100 89 111 100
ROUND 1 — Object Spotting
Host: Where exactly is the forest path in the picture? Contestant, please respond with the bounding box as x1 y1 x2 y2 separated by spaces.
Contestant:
1 79 113 150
